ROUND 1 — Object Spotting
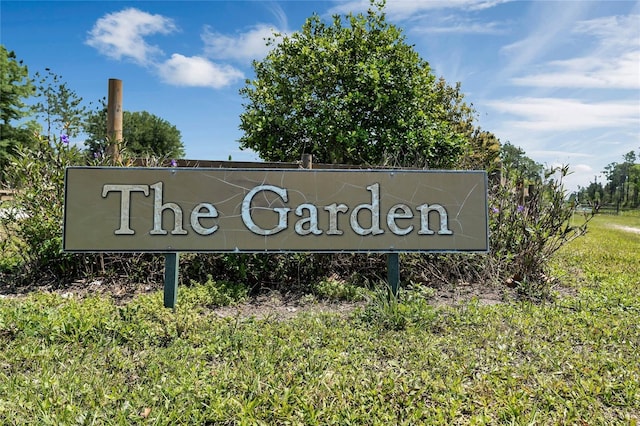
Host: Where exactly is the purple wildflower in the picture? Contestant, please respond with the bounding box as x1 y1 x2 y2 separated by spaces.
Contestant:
491 207 500 214
170 159 178 167
60 134 70 144
517 205 525 213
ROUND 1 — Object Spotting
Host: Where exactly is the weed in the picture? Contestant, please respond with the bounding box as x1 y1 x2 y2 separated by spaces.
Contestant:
184 275 248 308
312 274 367 302
356 283 438 331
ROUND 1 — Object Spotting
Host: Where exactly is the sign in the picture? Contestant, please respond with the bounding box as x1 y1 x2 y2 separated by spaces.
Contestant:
63 167 488 253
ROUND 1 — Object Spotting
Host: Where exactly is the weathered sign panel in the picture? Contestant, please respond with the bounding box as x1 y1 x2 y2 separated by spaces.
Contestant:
63 167 488 253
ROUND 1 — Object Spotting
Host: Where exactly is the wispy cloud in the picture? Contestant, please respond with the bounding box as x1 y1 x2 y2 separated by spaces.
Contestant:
202 24 283 63
411 15 507 34
86 8 177 65
528 150 595 159
326 1 512 39
487 97 639 131
482 4 639 188
511 14 640 89
497 2 591 82
576 14 639 50
201 2 288 63
265 2 289 32
512 52 639 89
328 0 511 20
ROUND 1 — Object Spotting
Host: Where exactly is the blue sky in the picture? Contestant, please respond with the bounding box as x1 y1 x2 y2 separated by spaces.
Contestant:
2 0 639 192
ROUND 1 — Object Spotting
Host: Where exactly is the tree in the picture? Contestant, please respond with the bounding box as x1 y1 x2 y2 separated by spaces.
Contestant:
576 180 604 204
85 106 185 159
622 151 636 205
460 128 502 175
239 2 469 168
32 68 89 140
630 163 640 207
428 78 502 173
500 142 543 183
0 46 37 183
602 152 639 207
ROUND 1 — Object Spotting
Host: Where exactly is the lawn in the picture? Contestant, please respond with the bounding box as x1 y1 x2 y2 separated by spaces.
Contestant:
0 213 638 424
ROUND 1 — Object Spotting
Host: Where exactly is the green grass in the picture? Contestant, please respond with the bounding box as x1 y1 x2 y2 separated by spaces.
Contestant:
1 214 639 424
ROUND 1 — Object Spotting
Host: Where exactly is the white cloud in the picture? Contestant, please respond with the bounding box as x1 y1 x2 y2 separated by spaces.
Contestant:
574 14 639 50
86 8 177 65
553 163 595 192
487 97 639 131
202 24 283 62
87 8 247 89
570 164 594 173
157 54 244 89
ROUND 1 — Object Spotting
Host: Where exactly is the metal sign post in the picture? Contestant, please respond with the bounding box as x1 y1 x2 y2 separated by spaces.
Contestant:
387 252 400 297
164 253 179 309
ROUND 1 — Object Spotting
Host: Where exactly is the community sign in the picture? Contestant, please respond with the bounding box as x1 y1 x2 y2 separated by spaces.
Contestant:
63 167 489 253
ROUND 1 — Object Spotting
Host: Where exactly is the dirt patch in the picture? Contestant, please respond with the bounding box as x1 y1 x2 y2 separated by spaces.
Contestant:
207 282 516 320
430 281 511 306
608 224 640 234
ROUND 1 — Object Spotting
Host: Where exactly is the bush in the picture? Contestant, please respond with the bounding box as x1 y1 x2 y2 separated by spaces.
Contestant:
0 134 84 285
0 134 168 290
408 165 591 301
312 274 368 302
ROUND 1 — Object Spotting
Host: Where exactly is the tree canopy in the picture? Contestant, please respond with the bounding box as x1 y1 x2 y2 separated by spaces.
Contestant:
500 142 543 183
85 108 185 159
0 46 37 182
239 3 470 168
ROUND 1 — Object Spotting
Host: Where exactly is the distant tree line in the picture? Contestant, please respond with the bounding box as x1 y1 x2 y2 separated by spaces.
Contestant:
576 150 640 208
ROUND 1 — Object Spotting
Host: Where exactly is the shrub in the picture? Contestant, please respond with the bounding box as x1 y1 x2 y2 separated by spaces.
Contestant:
184 275 248 307
0 134 167 290
0 134 84 285
409 165 591 301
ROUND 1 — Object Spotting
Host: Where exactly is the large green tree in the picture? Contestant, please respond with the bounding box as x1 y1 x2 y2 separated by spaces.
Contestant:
0 46 37 183
84 107 185 159
239 3 469 168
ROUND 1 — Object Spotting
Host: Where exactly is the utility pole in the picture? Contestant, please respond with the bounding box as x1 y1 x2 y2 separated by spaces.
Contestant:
106 79 123 163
